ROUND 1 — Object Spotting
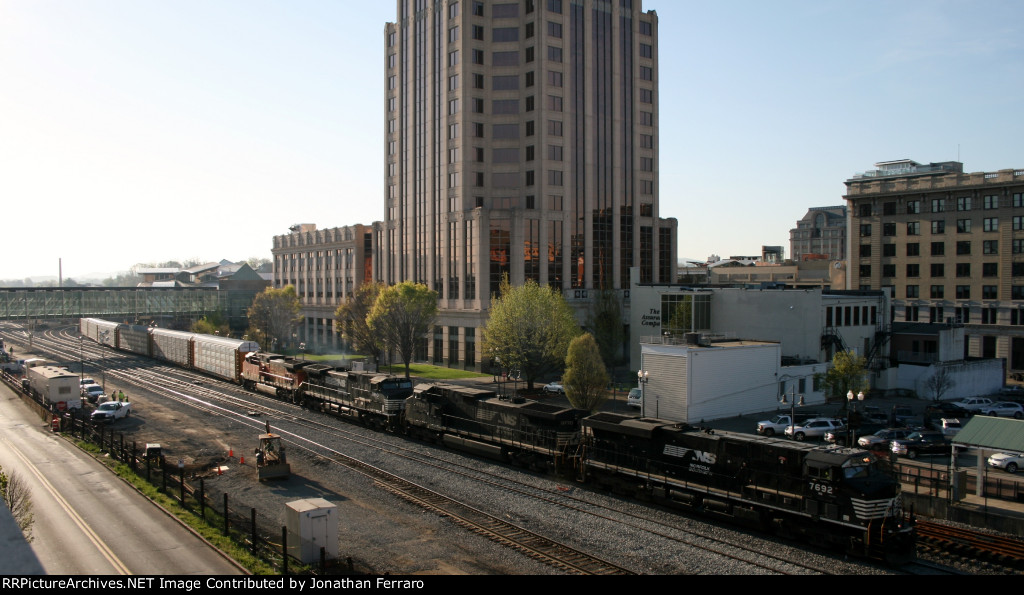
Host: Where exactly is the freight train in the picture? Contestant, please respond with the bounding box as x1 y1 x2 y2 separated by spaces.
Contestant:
78 317 916 564
80 318 259 384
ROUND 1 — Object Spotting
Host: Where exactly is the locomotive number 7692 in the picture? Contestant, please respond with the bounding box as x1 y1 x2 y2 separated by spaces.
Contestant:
808 481 834 495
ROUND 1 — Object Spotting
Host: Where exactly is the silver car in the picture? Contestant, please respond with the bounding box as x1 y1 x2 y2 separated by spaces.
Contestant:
987 452 1024 474
981 402 1024 419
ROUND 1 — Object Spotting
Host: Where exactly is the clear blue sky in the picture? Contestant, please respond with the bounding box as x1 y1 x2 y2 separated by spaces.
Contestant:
1 0 1021 281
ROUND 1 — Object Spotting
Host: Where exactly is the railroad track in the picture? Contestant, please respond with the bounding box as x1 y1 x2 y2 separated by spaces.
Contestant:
12 324 883 574
917 520 1024 571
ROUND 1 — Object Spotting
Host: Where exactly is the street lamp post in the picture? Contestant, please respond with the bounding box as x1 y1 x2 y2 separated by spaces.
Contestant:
847 389 865 446
780 386 804 437
637 369 650 417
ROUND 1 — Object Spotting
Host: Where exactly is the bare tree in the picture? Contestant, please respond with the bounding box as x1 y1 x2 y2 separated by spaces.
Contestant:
246 285 303 350
0 465 34 542
925 366 956 402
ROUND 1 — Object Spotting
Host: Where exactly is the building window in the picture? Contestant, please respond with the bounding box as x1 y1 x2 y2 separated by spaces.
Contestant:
931 198 946 213
931 285 944 299
882 264 896 277
984 218 999 232
883 244 896 257
907 200 921 214
906 243 920 256
859 244 871 257
473 72 484 88
982 308 998 324
983 240 999 255
907 264 920 277
860 224 872 237
860 265 872 277
931 263 944 277
956 263 971 277
957 219 972 233
983 285 998 300
957 196 972 211
932 220 945 234
883 222 896 236
956 241 970 255
956 285 971 299
983 262 999 277
907 222 920 235
931 242 944 256
906 285 919 299
858 204 872 217
984 195 999 209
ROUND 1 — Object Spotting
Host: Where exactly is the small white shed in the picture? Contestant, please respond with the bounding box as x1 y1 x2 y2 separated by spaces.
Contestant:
286 498 338 564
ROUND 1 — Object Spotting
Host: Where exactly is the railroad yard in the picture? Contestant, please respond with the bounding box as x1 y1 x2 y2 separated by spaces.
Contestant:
2 320 1021 575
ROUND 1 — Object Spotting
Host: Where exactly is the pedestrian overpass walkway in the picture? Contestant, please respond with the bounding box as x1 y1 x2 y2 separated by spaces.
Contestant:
0 287 223 321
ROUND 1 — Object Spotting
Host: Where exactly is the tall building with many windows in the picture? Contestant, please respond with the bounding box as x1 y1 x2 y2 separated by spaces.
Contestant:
845 159 1024 374
381 0 677 369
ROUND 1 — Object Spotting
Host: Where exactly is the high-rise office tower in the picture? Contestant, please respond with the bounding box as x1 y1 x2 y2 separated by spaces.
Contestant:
381 0 677 368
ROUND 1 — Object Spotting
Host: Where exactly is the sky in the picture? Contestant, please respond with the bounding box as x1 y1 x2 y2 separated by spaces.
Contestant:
1 0 1022 281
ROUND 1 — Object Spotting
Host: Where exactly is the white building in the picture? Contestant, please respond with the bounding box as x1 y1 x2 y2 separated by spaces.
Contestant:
638 339 829 424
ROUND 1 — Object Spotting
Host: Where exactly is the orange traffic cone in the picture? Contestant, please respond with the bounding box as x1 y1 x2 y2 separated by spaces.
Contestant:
240 455 245 465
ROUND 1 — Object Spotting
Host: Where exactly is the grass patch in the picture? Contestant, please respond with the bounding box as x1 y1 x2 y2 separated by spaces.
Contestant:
83 447 279 575
379 362 491 381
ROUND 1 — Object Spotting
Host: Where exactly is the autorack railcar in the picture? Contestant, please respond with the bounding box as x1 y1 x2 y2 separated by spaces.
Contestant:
580 412 916 564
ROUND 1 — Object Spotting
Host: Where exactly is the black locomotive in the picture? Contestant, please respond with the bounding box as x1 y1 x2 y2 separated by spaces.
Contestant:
404 382 584 471
581 412 915 563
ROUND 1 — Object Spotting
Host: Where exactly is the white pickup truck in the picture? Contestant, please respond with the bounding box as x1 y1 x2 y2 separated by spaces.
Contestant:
91 401 132 423
755 412 820 437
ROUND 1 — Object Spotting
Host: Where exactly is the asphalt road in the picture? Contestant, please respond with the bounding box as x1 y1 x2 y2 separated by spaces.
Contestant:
0 382 246 576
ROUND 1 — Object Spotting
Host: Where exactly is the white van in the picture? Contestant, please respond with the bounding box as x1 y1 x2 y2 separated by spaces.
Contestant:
627 388 642 409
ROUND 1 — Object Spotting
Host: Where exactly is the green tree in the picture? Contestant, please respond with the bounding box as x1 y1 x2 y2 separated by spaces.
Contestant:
367 282 438 378
482 278 581 390
562 333 610 412
191 312 230 337
0 465 34 542
335 282 385 365
246 285 302 351
816 350 870 410
586 290 625 370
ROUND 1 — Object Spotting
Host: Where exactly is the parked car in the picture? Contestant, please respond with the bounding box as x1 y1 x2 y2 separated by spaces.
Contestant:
80 383 105 403
79 377 96 387
627 388 642 409
938 418 962 437
91 400 131 423
951 397 995 413
890 430 951 459
825 422 885 446
998 385 1024 398
987 452 1024 474
858 427 914 450
980 402 1024 419
542 382 565 395
891 405 916 425
785 418 844 441
755 412 821 437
